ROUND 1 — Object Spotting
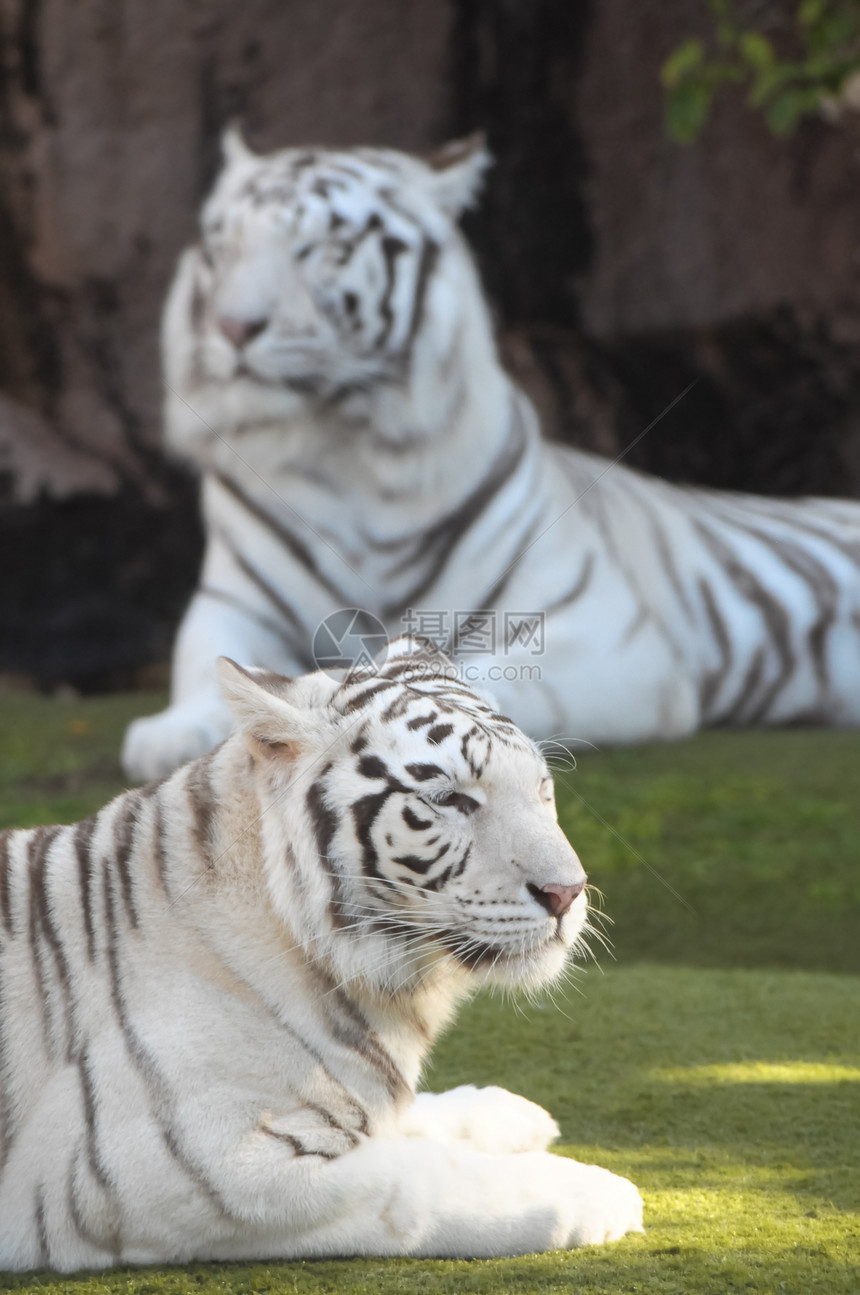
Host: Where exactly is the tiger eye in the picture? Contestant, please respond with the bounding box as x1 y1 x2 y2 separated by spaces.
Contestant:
434 791 480 816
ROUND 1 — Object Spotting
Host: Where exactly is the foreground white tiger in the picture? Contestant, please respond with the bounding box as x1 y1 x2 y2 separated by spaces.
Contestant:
0 639 642 1271
123 129 860 781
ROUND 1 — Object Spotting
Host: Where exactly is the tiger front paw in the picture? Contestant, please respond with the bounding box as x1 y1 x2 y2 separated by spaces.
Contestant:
410 1085 560 1154
555 1159 644 1246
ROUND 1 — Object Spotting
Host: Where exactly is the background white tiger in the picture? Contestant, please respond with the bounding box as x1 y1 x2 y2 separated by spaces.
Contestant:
122 128 860 781
0 638 643 1271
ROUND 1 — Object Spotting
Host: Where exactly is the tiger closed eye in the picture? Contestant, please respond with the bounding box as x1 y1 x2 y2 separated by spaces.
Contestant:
433 791 480 815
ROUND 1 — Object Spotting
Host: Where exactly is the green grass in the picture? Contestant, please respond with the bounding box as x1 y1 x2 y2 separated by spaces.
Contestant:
1 693 859 1294
553 727 860 974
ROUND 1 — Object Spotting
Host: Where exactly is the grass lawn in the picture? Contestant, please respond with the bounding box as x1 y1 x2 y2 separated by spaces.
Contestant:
1 692 858 1294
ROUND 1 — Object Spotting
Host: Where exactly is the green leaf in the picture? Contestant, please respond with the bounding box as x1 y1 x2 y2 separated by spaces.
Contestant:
765 88 808 134
798 84 829 113
805 49 843 77
666 81 713 143
799 0 828 28
661 39 705 88
748 62 801 107
662 1 860 145
740 31 775 71
817 12 860 53
709 0 740 48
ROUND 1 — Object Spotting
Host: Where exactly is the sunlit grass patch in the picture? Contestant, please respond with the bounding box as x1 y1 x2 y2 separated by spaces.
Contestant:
652 1060 860 1085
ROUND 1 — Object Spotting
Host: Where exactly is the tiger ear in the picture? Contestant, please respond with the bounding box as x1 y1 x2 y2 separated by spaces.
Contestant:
217 657 329 752
221 123 256 169
423 131 491 218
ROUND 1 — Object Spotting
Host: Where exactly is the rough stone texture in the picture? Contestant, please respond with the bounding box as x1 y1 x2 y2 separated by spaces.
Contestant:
1 0 860 686
0 0 454 684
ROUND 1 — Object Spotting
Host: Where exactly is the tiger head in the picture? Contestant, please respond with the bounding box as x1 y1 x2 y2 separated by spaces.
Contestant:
217 638 589 1003
166 128 495 450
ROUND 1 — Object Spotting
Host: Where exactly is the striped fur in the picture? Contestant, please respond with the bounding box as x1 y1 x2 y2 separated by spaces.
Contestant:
0 640 642 1270
123 128 860 781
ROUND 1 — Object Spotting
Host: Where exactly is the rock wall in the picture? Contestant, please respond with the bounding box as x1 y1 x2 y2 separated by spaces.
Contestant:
1 0 859 686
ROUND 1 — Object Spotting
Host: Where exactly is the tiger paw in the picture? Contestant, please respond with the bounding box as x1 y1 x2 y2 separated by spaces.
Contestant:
408 1085 561 1154
122 703 234 781
554 1160 644 1246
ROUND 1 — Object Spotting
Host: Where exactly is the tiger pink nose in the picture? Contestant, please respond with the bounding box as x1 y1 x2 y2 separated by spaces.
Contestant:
538 880 586 917
217 315 268 349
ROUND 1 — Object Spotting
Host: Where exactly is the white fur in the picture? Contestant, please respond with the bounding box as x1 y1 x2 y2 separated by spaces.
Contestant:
0 643 642 1270
123 133 860 780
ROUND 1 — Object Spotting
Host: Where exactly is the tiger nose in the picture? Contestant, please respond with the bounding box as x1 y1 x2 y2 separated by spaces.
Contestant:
530 879 587 918
217 314 268 348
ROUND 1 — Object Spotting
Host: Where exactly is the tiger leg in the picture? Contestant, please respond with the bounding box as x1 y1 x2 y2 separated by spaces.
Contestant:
194 1138 643 1261
397 1086 560 1154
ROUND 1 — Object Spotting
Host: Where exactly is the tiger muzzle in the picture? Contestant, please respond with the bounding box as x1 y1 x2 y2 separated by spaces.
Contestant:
527 879 587 919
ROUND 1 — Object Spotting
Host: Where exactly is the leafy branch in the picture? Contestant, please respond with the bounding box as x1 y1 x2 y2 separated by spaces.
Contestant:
662 0 860 142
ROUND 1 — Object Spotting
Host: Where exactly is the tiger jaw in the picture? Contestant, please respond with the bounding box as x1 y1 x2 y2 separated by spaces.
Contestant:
443 894 588 986
342 842 587 993
206 325 398 405
362 887 588 993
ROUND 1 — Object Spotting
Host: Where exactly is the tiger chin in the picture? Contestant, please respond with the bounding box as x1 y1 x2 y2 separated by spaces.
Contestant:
0 638 642 1271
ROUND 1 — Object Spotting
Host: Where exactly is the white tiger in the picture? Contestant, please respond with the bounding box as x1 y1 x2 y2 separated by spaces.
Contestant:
122 128 860 781
0 638 643 1271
